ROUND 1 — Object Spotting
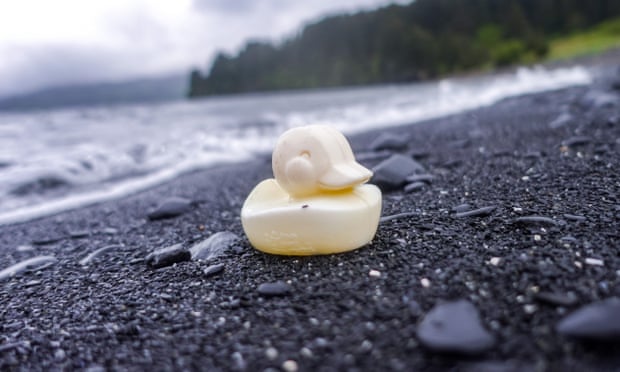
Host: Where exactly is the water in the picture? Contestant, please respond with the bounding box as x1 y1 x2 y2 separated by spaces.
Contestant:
0 65 591 225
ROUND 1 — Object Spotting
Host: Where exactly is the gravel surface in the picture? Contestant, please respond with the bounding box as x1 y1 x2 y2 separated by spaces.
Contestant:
1 64 619 371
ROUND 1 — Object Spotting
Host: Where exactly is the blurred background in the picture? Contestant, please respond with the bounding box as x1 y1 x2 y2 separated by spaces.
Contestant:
0 0 618 224
0 0 618 107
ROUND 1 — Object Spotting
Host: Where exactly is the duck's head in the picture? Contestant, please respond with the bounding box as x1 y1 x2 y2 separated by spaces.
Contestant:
272 125 372 198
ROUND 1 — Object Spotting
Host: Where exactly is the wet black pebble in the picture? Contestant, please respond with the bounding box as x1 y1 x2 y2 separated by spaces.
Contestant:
514 216 557 226
451 203 471 213
190 231 239 261
561 136 591 147
549 113 573 129
257 281 291 297
204 263 225 277
404 182 426 193
563 214 586 222
417 300 495 354
145 244 190 269
148 197 192 220
368 133 409 152
372 154 426 191
406 174 434 183
32 236 64 245
556 298 620 340
455 206 496 218
534 291 578 307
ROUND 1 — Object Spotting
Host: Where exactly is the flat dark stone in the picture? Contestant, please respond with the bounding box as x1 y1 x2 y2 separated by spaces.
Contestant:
417 300 495 354
145 244 190 269
148 197 192 220
0 256 57 281
580 90 617 109
368 133 410 152
405 174 434 183
561 136 591 147
257 281 291 297
455 206 496 218
563 214 586 221
514 216 557 226
79 244 122 266
534 291 578 307
556 298 620 340
190 231 239 261
32 236 64 245
404 181 426 193
69 230 90 239
549 113 573 129
204 263 225 277
371 154 426 192
451 203 471 213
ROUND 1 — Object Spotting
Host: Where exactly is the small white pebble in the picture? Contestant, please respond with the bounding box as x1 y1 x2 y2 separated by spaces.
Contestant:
309 317 319 326
524 304 537 314
16 245 34 252
574 261 583 269
440 190 448 195
300 347 313 358
360 340 373 352
534 234 541 241
282 360 298 372
585 258 604 266
420 278 431 288
516 295 525 303
369 269 381 278
265 347 278 360
489 257 501 266
513 207 523 212
521 176 530 181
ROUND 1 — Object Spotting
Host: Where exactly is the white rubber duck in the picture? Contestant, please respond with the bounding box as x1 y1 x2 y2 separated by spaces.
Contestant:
241 125 382 255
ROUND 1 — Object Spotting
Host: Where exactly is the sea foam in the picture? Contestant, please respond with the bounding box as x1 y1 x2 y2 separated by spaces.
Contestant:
0 65 591 225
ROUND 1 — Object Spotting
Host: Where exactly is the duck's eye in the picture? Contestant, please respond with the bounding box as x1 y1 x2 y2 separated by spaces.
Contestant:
300 151 311 159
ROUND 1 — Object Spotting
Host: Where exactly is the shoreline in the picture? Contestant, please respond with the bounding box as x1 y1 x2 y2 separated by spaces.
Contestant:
0 59 619 370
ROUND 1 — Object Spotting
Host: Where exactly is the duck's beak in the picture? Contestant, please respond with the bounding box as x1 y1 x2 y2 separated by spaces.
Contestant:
319 160 373 190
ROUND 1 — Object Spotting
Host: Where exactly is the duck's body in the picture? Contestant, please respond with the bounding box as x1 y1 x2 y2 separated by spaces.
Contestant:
242 179 381 255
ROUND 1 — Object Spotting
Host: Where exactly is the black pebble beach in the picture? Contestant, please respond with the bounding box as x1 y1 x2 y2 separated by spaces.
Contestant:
1 59 619 371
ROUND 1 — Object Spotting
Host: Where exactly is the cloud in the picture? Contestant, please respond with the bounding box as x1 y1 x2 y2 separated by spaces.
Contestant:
0 0 408 97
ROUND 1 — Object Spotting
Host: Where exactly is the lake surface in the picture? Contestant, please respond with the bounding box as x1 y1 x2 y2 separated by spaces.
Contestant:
0 65 591 225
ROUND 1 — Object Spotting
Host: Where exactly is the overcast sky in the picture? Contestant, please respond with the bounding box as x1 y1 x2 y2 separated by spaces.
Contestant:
0 0 408 97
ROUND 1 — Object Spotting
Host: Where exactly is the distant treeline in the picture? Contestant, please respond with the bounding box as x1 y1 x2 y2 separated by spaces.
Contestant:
189 0 620 97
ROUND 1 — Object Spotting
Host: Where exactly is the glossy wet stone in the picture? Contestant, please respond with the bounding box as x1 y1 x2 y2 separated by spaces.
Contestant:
79 244 122 265
257 281 292 297
0 256 57 280
534 291 578 307
417 300 495 354
455 206 496 218
204 263 225 277
190 231 239 261
556 298 620 340
514 216 557 226
561 136 591 147
147 197 192 220
145 244 190 269
368 133 409 152
405 174 434 183
372 154 426 191
404 181 426 193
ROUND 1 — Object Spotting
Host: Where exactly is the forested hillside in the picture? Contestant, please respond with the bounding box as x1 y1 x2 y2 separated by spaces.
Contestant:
189 0 620 97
